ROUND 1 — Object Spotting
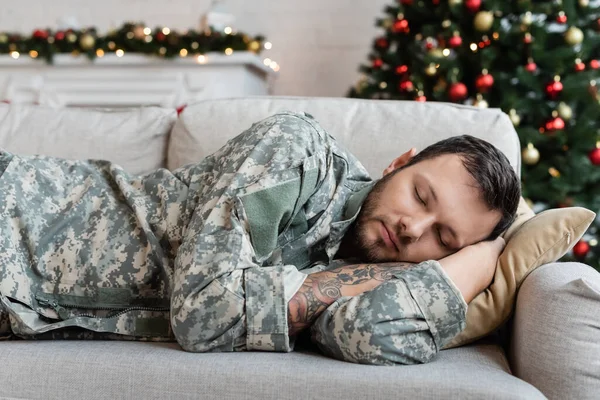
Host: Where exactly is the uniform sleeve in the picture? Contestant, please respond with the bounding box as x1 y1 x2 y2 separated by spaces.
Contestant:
170 112 332 353
309 260 468 365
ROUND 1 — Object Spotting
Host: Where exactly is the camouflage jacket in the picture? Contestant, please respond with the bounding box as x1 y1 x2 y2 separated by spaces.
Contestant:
0 111 467 365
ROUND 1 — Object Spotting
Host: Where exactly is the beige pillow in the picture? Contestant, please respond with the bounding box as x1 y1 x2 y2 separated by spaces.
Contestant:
443 198 596 349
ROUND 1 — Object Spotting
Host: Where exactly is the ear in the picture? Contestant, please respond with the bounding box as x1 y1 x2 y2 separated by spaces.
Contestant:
383 147 417 177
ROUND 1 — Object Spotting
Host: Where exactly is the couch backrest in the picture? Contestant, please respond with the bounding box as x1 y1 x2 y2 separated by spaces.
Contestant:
169 96 522 179
0 104 176 175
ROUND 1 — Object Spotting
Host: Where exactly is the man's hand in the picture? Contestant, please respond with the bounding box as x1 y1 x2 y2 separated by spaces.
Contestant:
287 262 416 336
438 237 506 304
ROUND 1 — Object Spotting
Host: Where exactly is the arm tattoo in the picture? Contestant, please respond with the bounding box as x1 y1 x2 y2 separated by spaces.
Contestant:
287 262 416 336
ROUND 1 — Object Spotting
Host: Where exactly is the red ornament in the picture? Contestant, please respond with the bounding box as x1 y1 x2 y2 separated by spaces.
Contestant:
545 80 563 99
33 29 49 40
590 60 600 69
465 0 481 13
176 104 187 116
416 95 427 102
545 117 565 131
372 58 383 68
156 32 166 41
375 37 389 48
425 39 435 50
393 19 410 33
396 65 409 74
448 35 463 48
399 0 413 4
526 61 537 72
475 72 494 92
448 82 468 102
572 240 590 258
556 13 567 24
55 31 65 41
524 34 533 44
399 80 414 91
575 61 586 71
589 148 600 165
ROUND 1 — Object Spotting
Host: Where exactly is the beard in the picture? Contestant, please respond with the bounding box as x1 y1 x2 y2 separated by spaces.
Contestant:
338 171 403 263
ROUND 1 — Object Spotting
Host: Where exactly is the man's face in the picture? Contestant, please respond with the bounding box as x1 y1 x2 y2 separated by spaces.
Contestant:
349 153 502 263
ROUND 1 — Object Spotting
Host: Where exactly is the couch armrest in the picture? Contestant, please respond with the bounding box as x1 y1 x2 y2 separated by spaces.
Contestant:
508 261 600 399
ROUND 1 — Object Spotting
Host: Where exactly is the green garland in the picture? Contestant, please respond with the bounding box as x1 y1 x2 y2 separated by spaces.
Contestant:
0 22 267 63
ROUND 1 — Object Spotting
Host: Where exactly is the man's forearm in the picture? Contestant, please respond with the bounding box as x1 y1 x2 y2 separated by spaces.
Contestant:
287 262 415 336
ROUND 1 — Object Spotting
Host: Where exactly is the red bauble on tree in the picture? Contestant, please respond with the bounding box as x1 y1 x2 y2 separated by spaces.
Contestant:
55 31 65 41
526 61 537 72
573 240 590 258
448 82 468 101
396 65 408 75
545 79 563 99
375 37 389 49
556 12 567 24
399 0 413 4
590 60 600 70
545 116 565 131
589 147 600 165
372 58 383 68
465 0 481 13
393 19 410 33
448 34 462 48
475 72 494 92
33 29 49 40
416 95 427 102
575 60 586 71
399 80 414 91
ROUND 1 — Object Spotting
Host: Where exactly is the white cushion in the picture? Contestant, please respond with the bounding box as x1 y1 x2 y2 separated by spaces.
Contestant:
0 104 176 175
168 96 521 178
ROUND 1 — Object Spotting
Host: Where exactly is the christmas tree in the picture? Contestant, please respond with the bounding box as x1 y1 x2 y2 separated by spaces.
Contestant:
348 0 600 270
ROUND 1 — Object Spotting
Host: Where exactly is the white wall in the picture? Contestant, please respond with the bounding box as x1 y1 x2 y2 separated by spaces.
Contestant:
0 0 390 97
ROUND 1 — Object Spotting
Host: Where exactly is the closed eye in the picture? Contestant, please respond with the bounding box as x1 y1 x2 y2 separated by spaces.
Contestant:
416 186 449 249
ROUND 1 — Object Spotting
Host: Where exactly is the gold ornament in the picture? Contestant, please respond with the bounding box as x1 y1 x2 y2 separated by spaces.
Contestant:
429 48 444 58
0 33 7 43
548 167 561 178
557 102 572 120
133 25 146 39
509 109 521 126
67 33 77 43
425 63 437 76
382 18 393 29
8 43 16 51
108 41 116 50
579 0 589 6
249 41 260 51
449 0 462 5
474 97 489 108
474 11 494 32
79 34 96 50
565 27 584 46
521 12 533 26
522 143 540 165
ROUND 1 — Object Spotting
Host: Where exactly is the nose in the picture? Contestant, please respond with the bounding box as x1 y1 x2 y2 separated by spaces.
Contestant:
401 214 435 243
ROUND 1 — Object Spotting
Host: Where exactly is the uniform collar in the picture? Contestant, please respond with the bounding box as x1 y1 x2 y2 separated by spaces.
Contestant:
343 181 377 220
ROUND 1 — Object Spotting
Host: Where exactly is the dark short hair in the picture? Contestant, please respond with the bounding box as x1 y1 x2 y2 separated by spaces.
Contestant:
403 135 521 240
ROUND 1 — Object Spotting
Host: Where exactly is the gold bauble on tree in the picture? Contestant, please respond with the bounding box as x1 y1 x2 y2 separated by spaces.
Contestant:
429 48 444 58
0 33 8 43
557 102 572 120
522 143 540 165
565 27 584 46
474 11 494 32
79 33 96 50
425 63 437 76
579 0 589 7
67 33 78 43
509 109 521 126
449 0 463 6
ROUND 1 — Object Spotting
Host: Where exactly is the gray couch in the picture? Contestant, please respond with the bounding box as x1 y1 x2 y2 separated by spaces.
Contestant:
0 97 599 399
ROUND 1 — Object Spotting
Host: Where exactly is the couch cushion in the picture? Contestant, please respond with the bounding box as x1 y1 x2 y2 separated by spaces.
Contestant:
168 96 521 179
0 104 176 175
0 340 544 399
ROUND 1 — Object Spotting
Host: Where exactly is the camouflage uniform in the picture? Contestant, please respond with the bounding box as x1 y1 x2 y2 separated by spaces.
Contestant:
0 111 466 365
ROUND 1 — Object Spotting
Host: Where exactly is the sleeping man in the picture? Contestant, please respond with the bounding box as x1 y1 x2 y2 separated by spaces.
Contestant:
0 111 519 365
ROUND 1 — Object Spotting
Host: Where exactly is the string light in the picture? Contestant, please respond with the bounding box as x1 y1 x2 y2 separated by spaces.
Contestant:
162 27 171 35
224 27 233 34
470 43 477 51
96 49 104 57
143 27 152 35
196 55 207 64
179 49 188 57
10 51 19 59
442 48 450 56
29 50 38 58
264 42 272 50
116 49 124 57
263 58 272 66
225 48 233 55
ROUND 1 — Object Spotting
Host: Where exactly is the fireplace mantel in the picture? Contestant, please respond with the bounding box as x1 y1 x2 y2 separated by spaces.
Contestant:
0 52 274 108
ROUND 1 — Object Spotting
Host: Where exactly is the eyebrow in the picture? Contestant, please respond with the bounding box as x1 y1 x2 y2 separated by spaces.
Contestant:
418 174 463 250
